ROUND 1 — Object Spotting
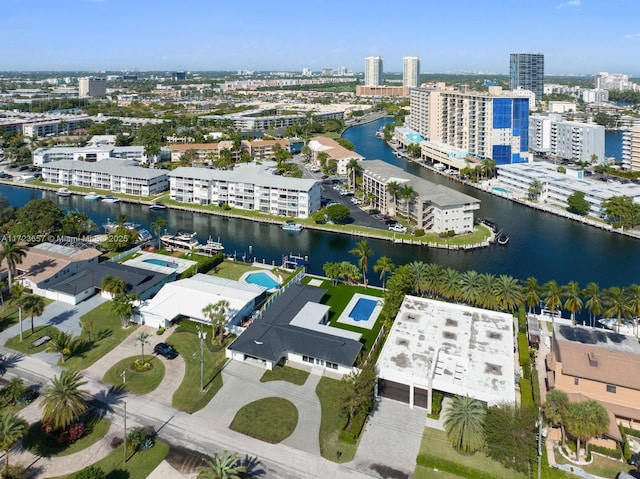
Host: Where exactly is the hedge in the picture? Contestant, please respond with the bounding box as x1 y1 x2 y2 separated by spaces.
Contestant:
518 332 531 379
340 412 368 444
427 390 444 419
589 443 621 460
416 453 504 479
520 378 534 408
531 369 542 406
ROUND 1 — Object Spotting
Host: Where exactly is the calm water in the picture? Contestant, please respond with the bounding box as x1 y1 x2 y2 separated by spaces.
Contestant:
1 119 639 289
605 130 624 161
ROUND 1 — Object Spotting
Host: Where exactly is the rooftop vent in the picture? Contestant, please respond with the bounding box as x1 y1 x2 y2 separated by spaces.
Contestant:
445 318 458 327
485 363 502 375
443 331 457 340
588 352 598 367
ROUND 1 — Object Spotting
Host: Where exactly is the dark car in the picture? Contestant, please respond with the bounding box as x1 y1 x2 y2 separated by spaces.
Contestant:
154 342 178 359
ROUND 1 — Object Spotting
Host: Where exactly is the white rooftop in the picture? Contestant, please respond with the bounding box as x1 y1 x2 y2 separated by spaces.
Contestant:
289 302 362 341
377 296 515 406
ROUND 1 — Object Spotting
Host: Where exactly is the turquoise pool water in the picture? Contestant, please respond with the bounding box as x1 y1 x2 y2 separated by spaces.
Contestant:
349 298 378 322
143 258 178 268
492 187 511 194
245 272 279 289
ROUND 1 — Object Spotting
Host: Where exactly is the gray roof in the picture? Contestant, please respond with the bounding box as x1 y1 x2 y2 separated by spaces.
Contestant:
362 160 479 207
228 283 363 366
168 162 319 190
42 159 168 180
49 261 171 296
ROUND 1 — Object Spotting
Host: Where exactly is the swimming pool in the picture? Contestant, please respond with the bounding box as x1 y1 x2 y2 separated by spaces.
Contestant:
245 272 279 290
492 187 511 194
143 258 178 269
349 298 378 322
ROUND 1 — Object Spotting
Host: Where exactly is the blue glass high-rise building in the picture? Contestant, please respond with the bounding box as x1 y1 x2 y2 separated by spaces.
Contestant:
510 53 544 101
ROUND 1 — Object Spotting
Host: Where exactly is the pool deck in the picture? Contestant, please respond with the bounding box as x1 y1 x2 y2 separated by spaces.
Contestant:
122 251 198 275
336 293 383 331
239 269 282 292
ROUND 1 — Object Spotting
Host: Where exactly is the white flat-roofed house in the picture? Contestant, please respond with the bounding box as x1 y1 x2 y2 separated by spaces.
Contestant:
42 159 168 196
168 162 320 218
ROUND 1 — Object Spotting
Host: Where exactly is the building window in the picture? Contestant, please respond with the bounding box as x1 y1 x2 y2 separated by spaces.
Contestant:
606 384 617 394
302 355 314 364
574 377 579 385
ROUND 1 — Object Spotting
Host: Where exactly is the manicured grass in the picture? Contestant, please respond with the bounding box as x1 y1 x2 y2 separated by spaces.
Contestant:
260 365 309 385
229 397 298 444
417 427 527 479
554 450 625 478
64 301 139 371
207 260 292 283
5 325 62 354
169 329 228 413
0 295 54 335
316 376 358 463
414 465 465 479
22 416 110 457
48 440 170 479
103 356 165 395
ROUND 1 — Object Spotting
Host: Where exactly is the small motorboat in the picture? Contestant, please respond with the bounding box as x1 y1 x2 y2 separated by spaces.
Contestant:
84 192 101 201
282 221 303 232
56 187 72 197
497 234 509 246
102 195 120 203
149 202 167 210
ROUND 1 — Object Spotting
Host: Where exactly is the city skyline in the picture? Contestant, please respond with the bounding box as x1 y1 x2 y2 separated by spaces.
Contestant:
1 0 639 75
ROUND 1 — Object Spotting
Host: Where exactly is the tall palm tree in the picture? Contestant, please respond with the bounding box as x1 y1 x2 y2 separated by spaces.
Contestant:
150 217 168 249
115 213 129 226
136 331 152 363
407 261 428 296
100 275 127 298
47 330 81 364
440 267 462 302
202 300 230 345
523 277 541 314
564 281 583 325
23 294 45 334
583 282 602 328
459 270 482 307
443 395 486 454
112 293 138 328
41 370 89 431
10 283 26 341
0 238 27 293
542 280 565 323
386 181 401 215
373 256 395 291
625 284 640 336
423 263 444 298
398 184 417 223
544 389 569 448
602 286 632 333
0 413 28 468
198 450 247 479
492 274 523 312
349 240 374 286
346 158 361 189
477 273 497 310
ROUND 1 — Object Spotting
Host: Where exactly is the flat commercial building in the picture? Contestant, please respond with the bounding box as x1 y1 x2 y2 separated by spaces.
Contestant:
529 113 605 162
42 159 168 196
168 162 321 218
377 296 515 410
364 56 383 86
361 160 480 234
408 85 530 164
403 56 420 88
78 77 107 97
509 53 544 100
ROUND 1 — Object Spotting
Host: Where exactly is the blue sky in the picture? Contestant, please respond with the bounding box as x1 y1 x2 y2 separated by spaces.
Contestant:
1 0 639 75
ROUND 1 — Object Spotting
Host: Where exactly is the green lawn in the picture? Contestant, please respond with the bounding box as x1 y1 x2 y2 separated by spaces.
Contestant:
0 295 55 335
169 329 228 413
260 365 309 385
414 465 466 479
416 428 527 479
207 260 292 284
554 449 626 478
316 376 358 463
103 356 165 395
5 325 62 354
229 397 298 444
22 416 110 457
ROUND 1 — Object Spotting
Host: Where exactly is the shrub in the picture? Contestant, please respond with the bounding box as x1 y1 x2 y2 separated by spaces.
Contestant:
589 443 621 460
156 327 165 336
126 427 155 454
221 203 231 210
69 466 106 479
0 465 28 479
518 332 531 379
413 228 425 237
428 390 444 419
57 422 85 444
132 359 152 372
519 378 534 408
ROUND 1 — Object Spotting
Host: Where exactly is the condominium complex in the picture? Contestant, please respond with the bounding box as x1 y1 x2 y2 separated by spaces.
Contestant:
407 85 530 164
42 160 168 196
582 89 609 103
198 106 345 131
0 115 89 137
308 136 364 175
624 125 640 172
33 145 146 166
529 113 605 163
168 162 321 218
167 139 290 164
509 53 544 100
361 160 480 234
403 56 420 88
594 72 639 91
78 77 107 97
364 56 383 87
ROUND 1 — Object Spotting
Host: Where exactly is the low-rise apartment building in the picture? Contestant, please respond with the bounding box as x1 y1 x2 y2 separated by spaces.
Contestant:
308 136 364 175
168 139 290 164
168 162 320 218
33 145 147 166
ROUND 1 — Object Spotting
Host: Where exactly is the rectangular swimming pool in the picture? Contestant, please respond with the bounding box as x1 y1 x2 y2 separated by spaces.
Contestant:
349 298 378 322
143 258 178 269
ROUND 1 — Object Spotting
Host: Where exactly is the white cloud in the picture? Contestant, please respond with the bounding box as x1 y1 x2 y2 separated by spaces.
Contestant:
624 33 640 39
556 0 581 8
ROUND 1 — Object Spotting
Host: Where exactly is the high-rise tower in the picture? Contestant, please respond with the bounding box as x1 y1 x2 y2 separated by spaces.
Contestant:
509 53 544 101
364 56 383 86
403 56 420 88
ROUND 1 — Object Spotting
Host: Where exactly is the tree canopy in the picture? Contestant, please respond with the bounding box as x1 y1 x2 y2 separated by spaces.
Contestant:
566 191 590 216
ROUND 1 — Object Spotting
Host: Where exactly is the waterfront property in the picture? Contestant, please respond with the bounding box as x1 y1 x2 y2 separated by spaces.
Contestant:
41 159 169 196
361 159 480 234
122 251 197 275
136 273 267 330
226 283 363 375
168 139 291 164
168 161 321 218
336 293 382 330
33 144 147 167
240 269 281 292
376 295 515 411
308 136 364 175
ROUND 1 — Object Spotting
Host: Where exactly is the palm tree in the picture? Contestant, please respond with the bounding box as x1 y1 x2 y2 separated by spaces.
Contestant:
542 280 565 323
41 370 89 431
150 217 168 249
443 395 486 454
346 158 361 189
0 413 28 468
602 286 632 333
202 300 230 345
373 256 395 291
198 450 247 479
544 389 569 448
100 275 127 298
115 213 129 226
583 282 602 328
564 400 609 459
0 238 27 293
136 331 152 363
563 281 583 325
440 267 462 302
386 181 401 215
492 274 523 312
349 240 374 286
23 294 45 334
398 184 417 223
112 293 138 328
407 261 428 296
423 263 444 298
523 277 541 314
459 270 482 307
47 330 81 364
625 284 640 336
10 283 26 341
528 179 543 201
477 273 497 310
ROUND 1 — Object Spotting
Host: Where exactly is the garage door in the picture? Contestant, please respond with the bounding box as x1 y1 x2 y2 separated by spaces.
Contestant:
378 379 410 404
414 387 428 409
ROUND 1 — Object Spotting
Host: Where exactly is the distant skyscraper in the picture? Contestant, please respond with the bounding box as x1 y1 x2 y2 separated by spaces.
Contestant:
403 56 420 88
509 53 544 101
78 77 107 97
337 66 347 76
364 56 383 86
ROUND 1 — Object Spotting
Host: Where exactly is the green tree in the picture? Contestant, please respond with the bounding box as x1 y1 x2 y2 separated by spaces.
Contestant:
602 286 632 333
61 211 96 237
491 274 523 312
325 204 350 223
202 300 230 345
322 262 341 286
198 451 247 479
47 330 81 364
22 295 45 334
136 331 151 363
443 395 486 454
0 413 28 468
2 378 25 406
406 143 422 159
564 400 609 458
440 267 462 301
563 281 583 325
111 293 138 328
386 181 401 215
523 277 541 314
10 198 64 239
423 263 444 298
41 370 89 431
349 240 374 286
602 195 640 229
477 273 498 310
0 238 27 293
566 191 590 216
100 275 127 297
373 256 395 291
624 284 640 336
346 158 361 189
544 389 569 448
542 280 565 322
150 217 168 249
398 184 417 222
583 282 602 328
459 270 482 307
484 403 537 474
527 179 543 201
341 352 377 430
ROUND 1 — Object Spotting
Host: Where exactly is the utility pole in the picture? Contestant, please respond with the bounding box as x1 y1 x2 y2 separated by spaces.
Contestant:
537 407 543 479
198 324 207 392
123 401 127 464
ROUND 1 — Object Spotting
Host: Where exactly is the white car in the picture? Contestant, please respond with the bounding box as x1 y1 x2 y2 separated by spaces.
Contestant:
389 224 408 233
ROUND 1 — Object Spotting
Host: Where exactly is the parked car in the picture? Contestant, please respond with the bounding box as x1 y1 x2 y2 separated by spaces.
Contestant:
389 224 408 233
154 342 178 359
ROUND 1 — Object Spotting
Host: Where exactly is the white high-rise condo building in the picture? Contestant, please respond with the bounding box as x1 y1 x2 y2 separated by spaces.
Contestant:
403 56 420 88
364 56 383 86
78 77 107 97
